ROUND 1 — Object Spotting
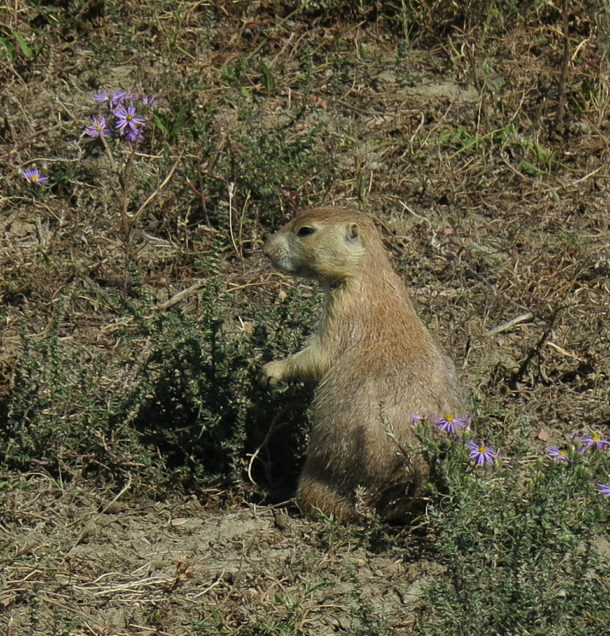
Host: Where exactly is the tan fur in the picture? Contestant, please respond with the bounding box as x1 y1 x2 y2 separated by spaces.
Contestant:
260 207 466 521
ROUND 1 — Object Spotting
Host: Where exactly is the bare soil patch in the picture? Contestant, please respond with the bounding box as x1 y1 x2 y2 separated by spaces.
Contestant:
2 474 437 634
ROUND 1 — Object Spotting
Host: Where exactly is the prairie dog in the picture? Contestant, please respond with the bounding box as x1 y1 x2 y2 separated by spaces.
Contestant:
261 207 466 520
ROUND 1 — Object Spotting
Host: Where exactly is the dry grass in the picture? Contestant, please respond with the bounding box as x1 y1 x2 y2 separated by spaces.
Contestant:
1 1 609 633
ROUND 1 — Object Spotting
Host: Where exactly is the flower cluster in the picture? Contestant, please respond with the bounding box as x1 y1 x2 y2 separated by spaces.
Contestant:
412 414 610 489
547 433 610 463
412 415 610 494
412 413 496 467
547 433 610 497
84 90 156 143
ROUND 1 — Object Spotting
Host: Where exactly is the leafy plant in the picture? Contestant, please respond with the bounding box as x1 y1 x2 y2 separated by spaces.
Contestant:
0 30 35 62
2 282 318 498
415 421 610 634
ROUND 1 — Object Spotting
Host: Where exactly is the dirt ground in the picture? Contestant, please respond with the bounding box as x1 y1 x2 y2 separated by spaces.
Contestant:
1 473 442 634
1 1 609 634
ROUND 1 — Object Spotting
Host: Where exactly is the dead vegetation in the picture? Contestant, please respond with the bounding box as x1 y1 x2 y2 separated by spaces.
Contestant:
1 1 609 633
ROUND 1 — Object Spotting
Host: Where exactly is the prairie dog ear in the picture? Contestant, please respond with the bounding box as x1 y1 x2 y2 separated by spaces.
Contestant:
345 222 360 242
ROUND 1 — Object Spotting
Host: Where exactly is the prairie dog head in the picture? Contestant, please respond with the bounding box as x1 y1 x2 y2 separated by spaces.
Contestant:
263 208 368 285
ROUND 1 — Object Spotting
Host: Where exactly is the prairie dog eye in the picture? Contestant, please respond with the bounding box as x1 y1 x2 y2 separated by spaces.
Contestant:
296 226 316 238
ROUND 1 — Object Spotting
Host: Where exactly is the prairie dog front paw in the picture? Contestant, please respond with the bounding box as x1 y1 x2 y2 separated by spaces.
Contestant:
259 360 285 388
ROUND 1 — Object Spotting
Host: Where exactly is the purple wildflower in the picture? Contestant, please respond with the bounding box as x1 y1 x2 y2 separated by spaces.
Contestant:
84 115 111 138
141 94 157 108
411 414 422 427
435 414 470 435
23 169 49 186
94 90 127 109
124 127 145 144
577 433 610 454
114 105 146 133
466 441 496 466
547 446 569 462
598 483 610 497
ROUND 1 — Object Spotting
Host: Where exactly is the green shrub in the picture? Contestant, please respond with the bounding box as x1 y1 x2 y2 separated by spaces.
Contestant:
414 421 610 634
2 280 318 499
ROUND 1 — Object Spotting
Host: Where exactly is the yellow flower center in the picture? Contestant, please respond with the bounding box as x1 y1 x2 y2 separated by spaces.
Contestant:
479 445 487 453
593 433 601 442
446 415 454 422
31 175 39 183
